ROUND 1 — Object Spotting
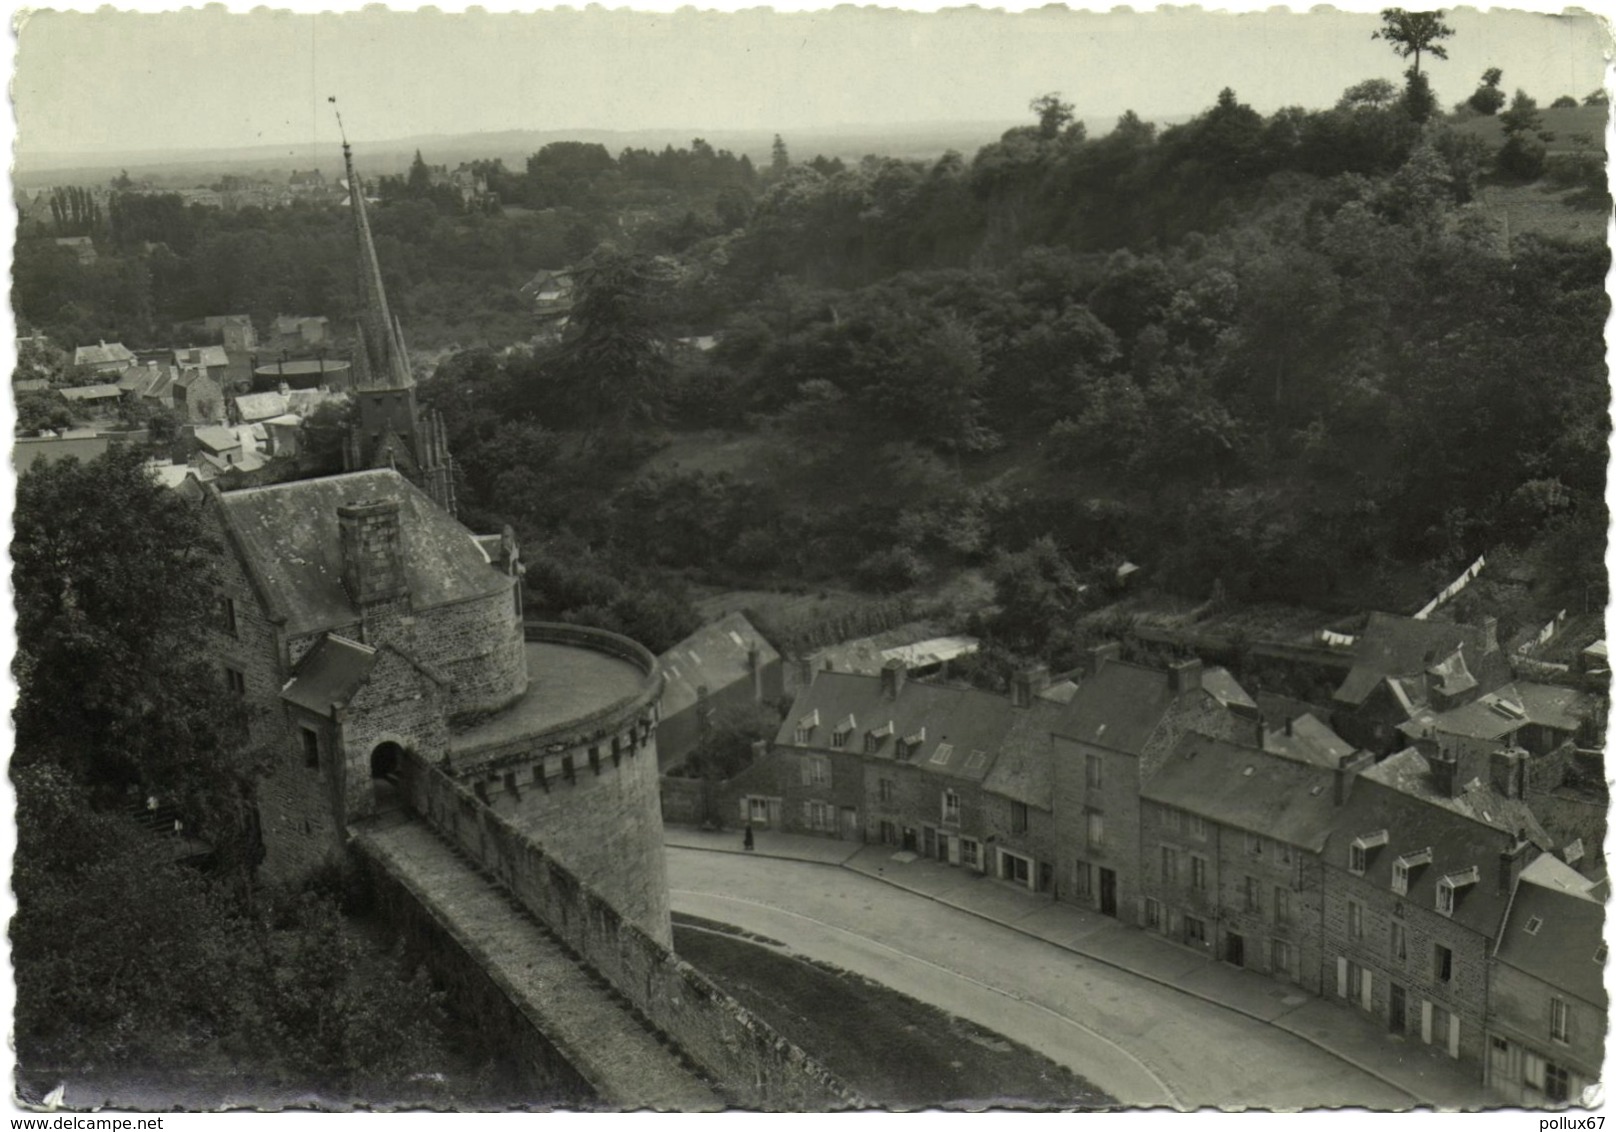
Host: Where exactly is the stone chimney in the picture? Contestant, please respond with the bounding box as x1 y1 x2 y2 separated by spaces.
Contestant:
1428 746 1462 799
338 499 407 608
1498 832 1531 894
1489 746 1526 799
1481 615 1500 655
1334 749 1376 806
1168 657 1204 695
880 658 907 701
1086 642 1122 676
747 645 764 701
1011 665 1050 708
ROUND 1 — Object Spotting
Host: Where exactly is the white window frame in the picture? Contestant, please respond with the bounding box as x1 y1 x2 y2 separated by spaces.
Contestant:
942 789 961 824
1551 997 1570 1043
1437 880 1455 916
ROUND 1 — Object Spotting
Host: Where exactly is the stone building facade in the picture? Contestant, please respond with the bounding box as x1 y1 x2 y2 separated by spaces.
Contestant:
1485 855 1607 1106
1319 749 1543 1071
1051 651 1246 924
1138 733 1368 991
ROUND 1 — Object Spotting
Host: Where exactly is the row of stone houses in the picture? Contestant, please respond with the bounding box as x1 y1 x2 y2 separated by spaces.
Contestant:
681 616 1604 1103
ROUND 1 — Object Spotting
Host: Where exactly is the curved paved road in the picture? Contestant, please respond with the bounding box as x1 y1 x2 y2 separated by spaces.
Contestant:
669 848 1410 1110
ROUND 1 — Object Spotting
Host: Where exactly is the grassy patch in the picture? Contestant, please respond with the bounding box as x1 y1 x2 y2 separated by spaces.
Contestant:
673 924 1116 1110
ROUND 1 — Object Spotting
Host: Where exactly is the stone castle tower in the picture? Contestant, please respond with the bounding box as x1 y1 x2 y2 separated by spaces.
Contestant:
340 142 457 516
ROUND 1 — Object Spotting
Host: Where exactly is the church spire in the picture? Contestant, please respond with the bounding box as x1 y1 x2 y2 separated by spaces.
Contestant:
343 142 412 391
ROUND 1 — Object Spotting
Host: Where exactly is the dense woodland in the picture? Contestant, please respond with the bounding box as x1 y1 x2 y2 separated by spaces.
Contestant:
11 31 1611 1088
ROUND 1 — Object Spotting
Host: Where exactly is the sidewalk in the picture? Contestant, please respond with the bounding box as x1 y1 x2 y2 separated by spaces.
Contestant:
664 824 1487 1110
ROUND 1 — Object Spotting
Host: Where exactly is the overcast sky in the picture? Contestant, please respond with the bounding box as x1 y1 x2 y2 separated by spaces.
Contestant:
10 4 1614 158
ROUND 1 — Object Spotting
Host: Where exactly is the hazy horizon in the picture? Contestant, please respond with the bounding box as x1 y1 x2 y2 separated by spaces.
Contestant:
13 5 1611 166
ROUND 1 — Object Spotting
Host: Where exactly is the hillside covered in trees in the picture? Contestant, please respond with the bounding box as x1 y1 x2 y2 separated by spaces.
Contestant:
14 65 1609 672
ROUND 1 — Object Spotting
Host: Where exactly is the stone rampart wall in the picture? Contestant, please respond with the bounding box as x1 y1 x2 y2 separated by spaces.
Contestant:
397 750 862 1111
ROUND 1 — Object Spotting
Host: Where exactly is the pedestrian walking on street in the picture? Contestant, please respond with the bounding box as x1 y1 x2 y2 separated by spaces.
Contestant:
743 823 754 852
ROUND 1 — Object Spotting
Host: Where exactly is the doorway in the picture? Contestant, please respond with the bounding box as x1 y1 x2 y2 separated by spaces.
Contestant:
1226 932 1245 968
370 741 405 811
1390 983 1407 1034
1099 867 1118 917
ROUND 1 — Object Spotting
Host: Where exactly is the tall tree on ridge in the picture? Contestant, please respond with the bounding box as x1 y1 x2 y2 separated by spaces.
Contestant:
1373 8 1455 77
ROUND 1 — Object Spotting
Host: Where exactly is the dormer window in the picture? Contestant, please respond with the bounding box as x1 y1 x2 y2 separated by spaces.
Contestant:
1391 848 1431 895
899 727 927 760
1525 916 1544 936
865 721 894 753
1436 866 1479 916
1349 830 1389 876
832 714 856 748
929 742 955 766
794 708 820 746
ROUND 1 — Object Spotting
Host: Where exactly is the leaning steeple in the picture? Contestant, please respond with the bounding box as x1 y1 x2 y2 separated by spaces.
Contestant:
343 141 413 391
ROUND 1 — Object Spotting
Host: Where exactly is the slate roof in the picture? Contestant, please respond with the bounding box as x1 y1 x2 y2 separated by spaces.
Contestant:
1335 612 1507 707
13 379 49 393
777 671 1014 784
73 341 134 368
1051 660 1185 754
193 425 239 453
1258 691 1328 728
214 469 509 637
1038 679 1080 705
175 366 217 390
983 699 1062 808
1404 683 1597 744
1328 759 1536 938
1363 748 1551 849
1144 731 1339 851
1202 666 1258 714
1495 856 1606 1006
59 383 122 401
803 620 953 677
175 345 229 369
116 364 167 395
280 634 379 715
145 368 176 402
880 636 980 669
285 388 344 416
658 611 780 720
1263 713 1355 768
236 392 290 422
